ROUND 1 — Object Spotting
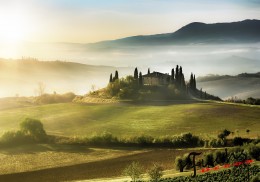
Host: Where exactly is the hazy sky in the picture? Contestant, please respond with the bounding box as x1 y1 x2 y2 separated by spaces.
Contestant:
0 0 260 43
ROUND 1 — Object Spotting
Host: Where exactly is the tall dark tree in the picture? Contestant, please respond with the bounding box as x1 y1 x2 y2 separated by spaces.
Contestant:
193 74 196 89
179 66 183 87
134 67 138 79
109 73 113 83
171 68 174 83
175 65 179 83
148 68 150 74
204 91 207 99
190 73 194 90
115 70 119 80
200 88 203 99
139 72 143 86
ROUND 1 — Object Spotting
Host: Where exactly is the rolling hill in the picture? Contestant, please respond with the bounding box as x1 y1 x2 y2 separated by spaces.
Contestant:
0 59 133 97
87 19 260 49
0 101 259 138
197 72 260 99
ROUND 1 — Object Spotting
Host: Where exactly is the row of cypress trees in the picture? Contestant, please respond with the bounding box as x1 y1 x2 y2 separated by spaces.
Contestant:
109 66 197 92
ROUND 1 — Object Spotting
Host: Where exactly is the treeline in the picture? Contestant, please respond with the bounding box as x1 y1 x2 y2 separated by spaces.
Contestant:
62 132 205 148
226 96 260 105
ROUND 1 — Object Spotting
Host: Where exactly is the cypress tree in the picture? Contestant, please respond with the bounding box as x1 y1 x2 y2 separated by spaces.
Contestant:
139 72 143 86
171 68 174 83
148 68 150 74
175 65 179 82
115 70 119 80
200 88 203 99
179 66 183 87
109 73 113 83
204 91 207 99
134 67 138 79
194 75 196 90
190 73 194 89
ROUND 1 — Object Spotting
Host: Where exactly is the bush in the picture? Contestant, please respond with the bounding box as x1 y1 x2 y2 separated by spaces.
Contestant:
86 132 118 145
123 161 143 182
203 153 214 167
20 118 47 142
175 154 192 172
214 150 227 164
247 144 260 161
251 173 260 182
0 130 33 145
148 163 163 182
209 138 224 147
233 137 251 146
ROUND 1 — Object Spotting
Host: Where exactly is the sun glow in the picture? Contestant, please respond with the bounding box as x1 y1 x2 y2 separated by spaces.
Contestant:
0 8 31 58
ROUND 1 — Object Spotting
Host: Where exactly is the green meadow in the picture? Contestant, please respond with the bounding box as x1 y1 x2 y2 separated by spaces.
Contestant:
0 101 259 138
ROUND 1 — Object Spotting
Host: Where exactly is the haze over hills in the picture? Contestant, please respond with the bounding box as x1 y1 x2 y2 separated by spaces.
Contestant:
0 59 259 99
197 72 260 99
1 20 260 98
0 59 133 97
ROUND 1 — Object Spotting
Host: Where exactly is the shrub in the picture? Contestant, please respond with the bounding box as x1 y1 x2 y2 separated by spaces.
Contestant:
214 150 227 164
148 163 163 182
247 144 260 161
175 154 192 172
0 130 33 145
251 173 260 182
203 153 214 167
209 138 224 147
123 161 143 182
233 137 251 146
86 132 118 145
20 118 47 142
175 156 184 172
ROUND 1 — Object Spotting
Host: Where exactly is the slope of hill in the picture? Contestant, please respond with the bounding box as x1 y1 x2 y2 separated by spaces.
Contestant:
87 19 260 48
0 102 259 138
197 72 260 99
0 59 133 97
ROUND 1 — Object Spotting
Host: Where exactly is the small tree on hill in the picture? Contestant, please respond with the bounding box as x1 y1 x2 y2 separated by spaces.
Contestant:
123 161 143 182
148 163 163 182
218 129 231 145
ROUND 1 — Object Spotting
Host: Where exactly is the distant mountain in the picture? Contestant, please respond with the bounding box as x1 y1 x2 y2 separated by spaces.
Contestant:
87 19 260 49
197 72 260 99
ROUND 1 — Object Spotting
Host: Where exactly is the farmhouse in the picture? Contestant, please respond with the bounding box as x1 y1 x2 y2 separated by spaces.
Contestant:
142 72 170 85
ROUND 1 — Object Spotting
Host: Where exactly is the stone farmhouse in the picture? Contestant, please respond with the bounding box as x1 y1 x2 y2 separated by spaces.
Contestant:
142 72 171 85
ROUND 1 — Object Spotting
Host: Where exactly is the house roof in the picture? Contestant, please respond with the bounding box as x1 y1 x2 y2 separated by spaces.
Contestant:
143 71 170 78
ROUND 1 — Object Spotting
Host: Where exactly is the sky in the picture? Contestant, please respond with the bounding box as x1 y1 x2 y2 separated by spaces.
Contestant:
0 0 259 44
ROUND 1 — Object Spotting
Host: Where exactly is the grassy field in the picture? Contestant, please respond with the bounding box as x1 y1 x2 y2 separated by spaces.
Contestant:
0 145 215 182
0 100 259 138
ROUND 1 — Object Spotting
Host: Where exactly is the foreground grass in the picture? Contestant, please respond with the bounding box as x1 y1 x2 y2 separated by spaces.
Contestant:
0 101 259 138
0 145 215 182
0 144 145 175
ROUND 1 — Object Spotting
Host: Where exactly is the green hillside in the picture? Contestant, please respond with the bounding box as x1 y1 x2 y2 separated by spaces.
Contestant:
0 101 259 138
